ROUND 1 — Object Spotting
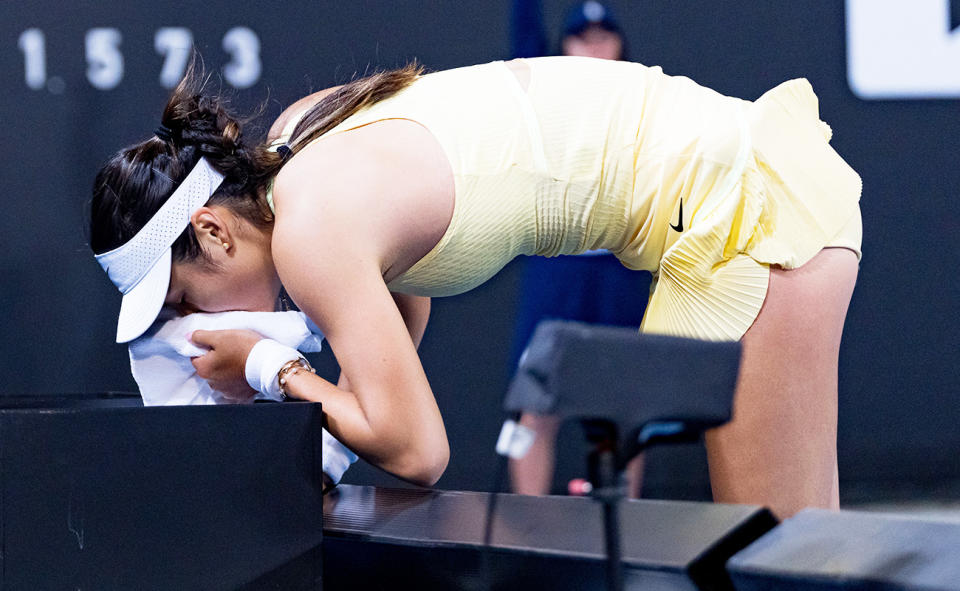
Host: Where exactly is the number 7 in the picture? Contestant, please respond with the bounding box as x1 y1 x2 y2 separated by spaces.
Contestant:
155 28 194 89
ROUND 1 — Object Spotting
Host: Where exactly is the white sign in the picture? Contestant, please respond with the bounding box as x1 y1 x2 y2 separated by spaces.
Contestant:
847 0 960 99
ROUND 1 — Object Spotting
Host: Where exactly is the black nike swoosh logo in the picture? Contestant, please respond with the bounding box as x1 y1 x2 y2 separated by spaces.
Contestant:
670 199 684 232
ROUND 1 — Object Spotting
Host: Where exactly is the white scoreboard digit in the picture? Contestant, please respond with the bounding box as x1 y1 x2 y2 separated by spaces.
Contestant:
155 27 194 89
222 26 261 89
16 26 263 92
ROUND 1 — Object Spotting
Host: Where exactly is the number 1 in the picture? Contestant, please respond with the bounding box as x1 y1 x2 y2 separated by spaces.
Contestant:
18 29 46 90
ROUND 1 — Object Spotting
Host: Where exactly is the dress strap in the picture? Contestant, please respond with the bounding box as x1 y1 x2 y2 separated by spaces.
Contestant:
495 61 549 173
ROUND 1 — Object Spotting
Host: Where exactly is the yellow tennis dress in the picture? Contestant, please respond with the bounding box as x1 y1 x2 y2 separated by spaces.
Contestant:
270 56 862 342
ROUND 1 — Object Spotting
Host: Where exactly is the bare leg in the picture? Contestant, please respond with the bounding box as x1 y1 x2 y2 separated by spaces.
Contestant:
625 454 645 498
705 248 858 519
510 411 646 498
509 413 561 495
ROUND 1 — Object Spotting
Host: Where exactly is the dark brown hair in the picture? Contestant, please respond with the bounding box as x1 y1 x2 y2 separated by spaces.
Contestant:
90 58 423 262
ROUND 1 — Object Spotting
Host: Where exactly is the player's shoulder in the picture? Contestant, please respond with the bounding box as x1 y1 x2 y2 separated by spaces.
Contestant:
267 85 344 143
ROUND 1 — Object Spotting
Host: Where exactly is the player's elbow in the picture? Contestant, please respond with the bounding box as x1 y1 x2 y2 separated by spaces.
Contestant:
421 441 450 486
394 438 449 487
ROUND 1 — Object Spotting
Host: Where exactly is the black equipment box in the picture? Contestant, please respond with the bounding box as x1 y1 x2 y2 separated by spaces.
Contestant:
322 484 777 591
728 508 960 591
0 394 325 591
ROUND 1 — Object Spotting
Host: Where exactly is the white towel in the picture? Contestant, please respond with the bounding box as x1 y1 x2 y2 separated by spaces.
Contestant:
128 309 358 483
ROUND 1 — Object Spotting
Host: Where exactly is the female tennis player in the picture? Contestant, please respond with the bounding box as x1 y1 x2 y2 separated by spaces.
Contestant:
90 56 861 518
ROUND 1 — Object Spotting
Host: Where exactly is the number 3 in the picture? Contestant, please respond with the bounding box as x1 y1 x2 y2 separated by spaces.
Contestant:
222 27 261 89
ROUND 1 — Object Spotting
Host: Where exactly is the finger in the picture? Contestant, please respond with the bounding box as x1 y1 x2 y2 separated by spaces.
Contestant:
191 355 210 378
189 329 219 348
216 392 242 405
233 385 257 402
210 383 231 398
216 384 255 403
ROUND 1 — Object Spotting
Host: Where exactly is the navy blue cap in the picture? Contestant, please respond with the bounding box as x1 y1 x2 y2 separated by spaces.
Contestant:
562 1 622 37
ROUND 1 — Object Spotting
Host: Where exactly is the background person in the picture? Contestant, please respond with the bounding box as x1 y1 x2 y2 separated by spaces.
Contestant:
508 0 650 497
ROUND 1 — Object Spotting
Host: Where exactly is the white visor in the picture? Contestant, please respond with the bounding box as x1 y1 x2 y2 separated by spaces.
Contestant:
95 157 225 343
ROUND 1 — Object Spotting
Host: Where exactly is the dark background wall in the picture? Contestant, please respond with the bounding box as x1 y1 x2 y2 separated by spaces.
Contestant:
1 1 957 502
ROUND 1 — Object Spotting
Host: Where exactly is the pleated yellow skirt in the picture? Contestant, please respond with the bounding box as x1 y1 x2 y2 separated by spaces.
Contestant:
627 79 863 341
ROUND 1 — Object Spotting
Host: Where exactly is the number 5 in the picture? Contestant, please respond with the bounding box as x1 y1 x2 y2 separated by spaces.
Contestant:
86 28 123 90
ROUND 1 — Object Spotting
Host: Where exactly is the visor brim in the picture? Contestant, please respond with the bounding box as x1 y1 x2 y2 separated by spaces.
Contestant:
115 248 172 343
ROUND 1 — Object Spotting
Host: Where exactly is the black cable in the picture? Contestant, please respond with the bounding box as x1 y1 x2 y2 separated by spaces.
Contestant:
595 448 625 591
584 419 626 591
481 411 521 591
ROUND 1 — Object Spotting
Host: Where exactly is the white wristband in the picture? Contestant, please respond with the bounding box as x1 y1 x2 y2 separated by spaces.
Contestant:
245 339 303 401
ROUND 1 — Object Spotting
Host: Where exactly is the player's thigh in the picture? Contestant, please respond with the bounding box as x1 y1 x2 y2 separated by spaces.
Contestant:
704 247 858 511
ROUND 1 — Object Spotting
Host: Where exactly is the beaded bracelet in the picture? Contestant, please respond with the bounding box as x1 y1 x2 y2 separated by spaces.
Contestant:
277 357 316 399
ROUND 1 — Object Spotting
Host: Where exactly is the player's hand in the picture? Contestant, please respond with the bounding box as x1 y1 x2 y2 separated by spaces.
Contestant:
190 329 263 403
